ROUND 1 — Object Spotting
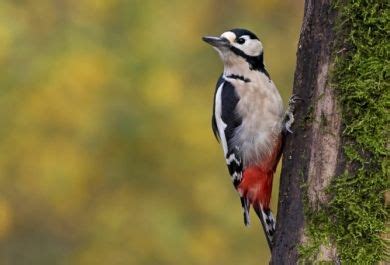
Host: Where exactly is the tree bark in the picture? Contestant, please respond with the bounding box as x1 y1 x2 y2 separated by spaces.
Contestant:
271 0 342 263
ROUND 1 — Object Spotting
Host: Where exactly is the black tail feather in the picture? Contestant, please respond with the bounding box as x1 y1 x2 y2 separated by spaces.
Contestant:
240 197 250 226
253 205 276 250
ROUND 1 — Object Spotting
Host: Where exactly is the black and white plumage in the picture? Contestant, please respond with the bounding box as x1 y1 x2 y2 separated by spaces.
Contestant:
203 28 296 250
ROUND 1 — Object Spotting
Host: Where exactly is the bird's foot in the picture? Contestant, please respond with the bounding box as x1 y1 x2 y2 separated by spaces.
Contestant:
284 94 301 134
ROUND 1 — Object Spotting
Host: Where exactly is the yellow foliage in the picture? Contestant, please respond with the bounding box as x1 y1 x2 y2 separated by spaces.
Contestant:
188 227 227 263
143 68 182 107
0 24 11 63
0 199 12 239
0 1 303 264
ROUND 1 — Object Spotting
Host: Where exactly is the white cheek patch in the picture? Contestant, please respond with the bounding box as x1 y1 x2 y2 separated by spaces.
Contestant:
244 39 263 56
231 35 263 57
221 31 236 43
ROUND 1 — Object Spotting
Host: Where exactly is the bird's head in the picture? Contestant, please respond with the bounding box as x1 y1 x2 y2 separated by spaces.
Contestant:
202 28 265 72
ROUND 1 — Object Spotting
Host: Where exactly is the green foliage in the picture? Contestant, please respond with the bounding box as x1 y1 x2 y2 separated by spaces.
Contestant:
300 1 389 263
298 184 333 263
330 1 389 262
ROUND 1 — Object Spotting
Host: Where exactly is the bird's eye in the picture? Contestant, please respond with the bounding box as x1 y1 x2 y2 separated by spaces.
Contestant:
237 38 245 44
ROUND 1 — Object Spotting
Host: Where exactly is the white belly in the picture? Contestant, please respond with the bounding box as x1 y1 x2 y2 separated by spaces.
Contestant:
228 73 284 166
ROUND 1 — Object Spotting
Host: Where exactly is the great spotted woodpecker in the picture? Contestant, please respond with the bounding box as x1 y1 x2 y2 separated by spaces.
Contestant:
202 29 297 249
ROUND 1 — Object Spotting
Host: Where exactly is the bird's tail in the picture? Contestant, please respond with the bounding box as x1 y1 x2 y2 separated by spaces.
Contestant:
253 204 276 250
240 197 251 226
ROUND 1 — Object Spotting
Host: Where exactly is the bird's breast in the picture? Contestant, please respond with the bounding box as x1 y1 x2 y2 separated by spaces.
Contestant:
230 73 284 167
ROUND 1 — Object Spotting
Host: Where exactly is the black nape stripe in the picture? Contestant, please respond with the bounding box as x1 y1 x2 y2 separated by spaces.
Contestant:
226 74 251 83
230 46 270 78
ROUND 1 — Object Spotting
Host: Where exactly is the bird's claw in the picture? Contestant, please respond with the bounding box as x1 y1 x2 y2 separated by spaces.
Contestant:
284 111 294 133
284 94 301 134
288 94 302 108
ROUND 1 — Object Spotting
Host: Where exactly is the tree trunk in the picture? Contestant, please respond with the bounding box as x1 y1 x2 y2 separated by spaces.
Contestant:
270 0 388 263
271 0 341 263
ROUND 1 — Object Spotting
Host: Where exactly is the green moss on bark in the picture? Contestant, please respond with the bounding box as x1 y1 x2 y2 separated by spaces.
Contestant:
299 1 389 263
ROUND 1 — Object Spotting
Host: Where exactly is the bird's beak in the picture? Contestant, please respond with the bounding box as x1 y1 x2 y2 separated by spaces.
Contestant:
202 36 231 48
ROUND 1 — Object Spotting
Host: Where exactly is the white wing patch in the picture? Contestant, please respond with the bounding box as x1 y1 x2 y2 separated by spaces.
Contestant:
214 82 228 157
226 153 239 165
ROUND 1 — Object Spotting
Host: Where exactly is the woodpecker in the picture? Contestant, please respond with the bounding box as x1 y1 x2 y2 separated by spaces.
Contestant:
202 28 297 249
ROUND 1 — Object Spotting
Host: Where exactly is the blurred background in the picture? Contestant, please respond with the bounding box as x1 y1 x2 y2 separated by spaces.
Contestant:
0 0 303 264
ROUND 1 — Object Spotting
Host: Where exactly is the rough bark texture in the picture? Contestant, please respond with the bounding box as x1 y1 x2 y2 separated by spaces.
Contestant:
271 1 341 263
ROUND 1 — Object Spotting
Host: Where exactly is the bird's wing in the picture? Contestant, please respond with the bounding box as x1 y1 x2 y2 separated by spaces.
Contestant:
211 75 224 141
213 79 250 225
213 79 243 183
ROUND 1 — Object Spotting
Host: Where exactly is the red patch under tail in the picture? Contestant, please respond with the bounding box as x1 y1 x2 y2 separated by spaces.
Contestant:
237 137 282 249
237 137 282 210
239 166 274 209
